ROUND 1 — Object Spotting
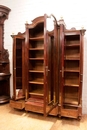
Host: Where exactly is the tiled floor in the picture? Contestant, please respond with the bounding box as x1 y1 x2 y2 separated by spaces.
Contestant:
0 103 87 130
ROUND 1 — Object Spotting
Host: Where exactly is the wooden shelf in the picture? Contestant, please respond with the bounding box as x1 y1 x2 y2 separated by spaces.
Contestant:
64 84 79 87
64 79 79 86
29 36 44 40
29 58 44 60
64 69 79 72
65 53 80 57
29 70 44 73
64 98 78 105
63 103 78 107
29 82 44 85
65 44 80 47
29 89 44 96
65 55 80 58
64 57 80 60
29 78 44 84
29 48 44 50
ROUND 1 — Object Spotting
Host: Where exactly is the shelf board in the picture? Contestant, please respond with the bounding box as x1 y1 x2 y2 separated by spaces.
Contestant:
29 48 44 50
65 55 80 59
63 103 78 107
29 79 44 84
29 36 44 40
29 70 44 73
64 69 79 72
65 78 79 85
29 89 44 96
64 84 79 87
63 98 78 105
64 57 80 60
65 44 80 47
29 58 44 60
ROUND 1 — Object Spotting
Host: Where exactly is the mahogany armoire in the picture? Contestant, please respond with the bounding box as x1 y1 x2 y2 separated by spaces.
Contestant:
10 14 86 119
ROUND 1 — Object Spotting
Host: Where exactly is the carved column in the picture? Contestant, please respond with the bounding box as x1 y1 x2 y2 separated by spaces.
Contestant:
0 5 11 60
0 5 11 103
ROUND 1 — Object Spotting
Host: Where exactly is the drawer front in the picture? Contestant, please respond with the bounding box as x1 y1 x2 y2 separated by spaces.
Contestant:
61 109 78 118
10 100 25 109
25 103 43 113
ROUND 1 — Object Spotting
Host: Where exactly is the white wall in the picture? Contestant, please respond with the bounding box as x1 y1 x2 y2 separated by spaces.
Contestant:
0 0 87 114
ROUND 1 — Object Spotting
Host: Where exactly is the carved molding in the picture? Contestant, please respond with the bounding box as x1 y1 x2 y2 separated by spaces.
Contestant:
1 49 9 61
80 29 86 36
0 5 11 24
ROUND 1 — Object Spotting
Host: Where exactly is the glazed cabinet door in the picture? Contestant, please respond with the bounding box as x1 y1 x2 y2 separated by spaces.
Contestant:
12 34 25 100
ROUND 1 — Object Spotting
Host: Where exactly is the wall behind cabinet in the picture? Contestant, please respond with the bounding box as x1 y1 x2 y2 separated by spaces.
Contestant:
0 0 87 114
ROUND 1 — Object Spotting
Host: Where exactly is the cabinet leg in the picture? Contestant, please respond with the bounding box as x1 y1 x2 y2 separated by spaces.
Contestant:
77 116 81 121
58 114 61 119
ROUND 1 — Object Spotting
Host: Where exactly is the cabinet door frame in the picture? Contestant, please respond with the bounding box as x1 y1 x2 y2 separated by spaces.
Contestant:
13 35 25 100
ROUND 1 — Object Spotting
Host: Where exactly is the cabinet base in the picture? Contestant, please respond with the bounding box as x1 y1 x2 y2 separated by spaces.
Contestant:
25 100 58 116
60 108 79 119
10 100 25 109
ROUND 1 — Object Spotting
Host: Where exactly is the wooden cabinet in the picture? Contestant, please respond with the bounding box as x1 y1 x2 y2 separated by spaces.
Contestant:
10 32 26 109
25 14 59 116
10 15 86 119
59 22 86 119
0 5 11 103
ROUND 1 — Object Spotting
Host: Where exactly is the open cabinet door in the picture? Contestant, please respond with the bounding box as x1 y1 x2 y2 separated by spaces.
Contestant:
46 15 60 116
10 33 25 109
